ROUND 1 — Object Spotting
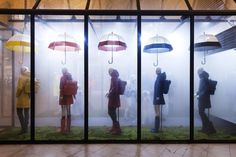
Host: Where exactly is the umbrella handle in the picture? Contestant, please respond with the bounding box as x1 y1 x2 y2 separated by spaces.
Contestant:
18 51 24 64
201 51 206 65
61 51 66 65
153 54 158 67
108 51 113 64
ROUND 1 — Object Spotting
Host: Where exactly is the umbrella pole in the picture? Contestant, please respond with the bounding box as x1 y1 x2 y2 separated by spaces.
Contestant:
61 32 67 65
108 51 113 64
201 50 206 65
18 47 24 64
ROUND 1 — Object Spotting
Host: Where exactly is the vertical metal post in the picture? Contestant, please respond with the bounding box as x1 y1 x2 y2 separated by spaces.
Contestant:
30 14 35 141
84 14 89 142
137 15 141 142
190 15 194 142
1 41 4 117
11 30 15 127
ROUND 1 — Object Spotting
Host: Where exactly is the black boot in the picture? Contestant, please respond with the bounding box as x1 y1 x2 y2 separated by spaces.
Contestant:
206 121 216 135
150 116 159 133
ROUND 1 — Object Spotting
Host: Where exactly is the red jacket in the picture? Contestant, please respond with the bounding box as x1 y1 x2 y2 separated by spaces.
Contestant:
59 73 74 105
108 69 120 108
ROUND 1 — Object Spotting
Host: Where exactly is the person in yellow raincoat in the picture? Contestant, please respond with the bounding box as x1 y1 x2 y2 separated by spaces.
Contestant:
16 66 30 134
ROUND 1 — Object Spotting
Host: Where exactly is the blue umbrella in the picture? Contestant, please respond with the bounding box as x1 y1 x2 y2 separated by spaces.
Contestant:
143 35 173 66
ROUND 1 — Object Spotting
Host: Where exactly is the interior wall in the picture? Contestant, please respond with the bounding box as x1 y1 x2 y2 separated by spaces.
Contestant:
141 19 190 126
35 18 84 126
88 16 137 126
194 16 236 124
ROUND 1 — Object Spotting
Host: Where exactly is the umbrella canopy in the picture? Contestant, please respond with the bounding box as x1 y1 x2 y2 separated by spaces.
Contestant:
5 34 30 53
98 32 127 64
194 33 221 51
48 33 80 64
143 34 173 66
194 33 221 64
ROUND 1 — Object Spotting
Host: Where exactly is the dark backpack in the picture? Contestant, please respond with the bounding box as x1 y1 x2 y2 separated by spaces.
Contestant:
63 80 78 96
118 79 127 95
163 80 171 94
208 79 217 95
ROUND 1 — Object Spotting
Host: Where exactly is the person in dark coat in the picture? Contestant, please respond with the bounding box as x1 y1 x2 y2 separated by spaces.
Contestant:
151 67 166 133
59 67 75 133
196 68 216 134
106 68 121 135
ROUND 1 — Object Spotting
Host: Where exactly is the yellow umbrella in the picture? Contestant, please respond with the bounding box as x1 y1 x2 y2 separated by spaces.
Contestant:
5 34 30 64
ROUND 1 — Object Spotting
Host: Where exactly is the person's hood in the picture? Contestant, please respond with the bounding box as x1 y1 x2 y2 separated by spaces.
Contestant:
111 69 119 78
199 71 209 79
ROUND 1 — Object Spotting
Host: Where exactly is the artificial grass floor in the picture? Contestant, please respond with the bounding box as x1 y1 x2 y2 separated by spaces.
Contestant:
141 126 189 140
35 126 84 140
88 126 137 140
0 127 30 140
194 127 236 140
0 126 235 141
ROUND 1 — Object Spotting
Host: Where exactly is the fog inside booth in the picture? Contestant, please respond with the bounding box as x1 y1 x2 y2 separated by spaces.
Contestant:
194 16 236 140
141 16 190 140
35 15 84 140
0 14 31 140
88 16 137 140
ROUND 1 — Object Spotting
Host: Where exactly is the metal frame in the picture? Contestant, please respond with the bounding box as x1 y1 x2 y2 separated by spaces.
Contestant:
0 8 235 144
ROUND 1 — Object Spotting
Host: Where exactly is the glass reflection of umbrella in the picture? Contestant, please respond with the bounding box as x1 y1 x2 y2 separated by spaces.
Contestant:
143 34 173 67
5 34 30 64
194 33 221 65
98 32 127 64
48 33 80 65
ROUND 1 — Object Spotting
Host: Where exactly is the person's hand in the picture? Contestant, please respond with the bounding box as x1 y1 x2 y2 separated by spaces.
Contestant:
60 96 63 100
156 97 160 101
105 93 109 98
73 95 76 99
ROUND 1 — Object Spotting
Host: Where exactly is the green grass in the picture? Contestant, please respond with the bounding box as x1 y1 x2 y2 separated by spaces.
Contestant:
0 127 30 140
35 126 84 140
194 127 236 140
141 126 189 140
88 126 137 140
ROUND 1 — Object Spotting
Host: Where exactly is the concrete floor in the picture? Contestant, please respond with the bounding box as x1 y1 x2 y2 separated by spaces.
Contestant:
0 144 235 157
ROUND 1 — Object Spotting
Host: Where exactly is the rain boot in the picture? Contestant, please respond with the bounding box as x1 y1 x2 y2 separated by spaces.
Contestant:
111 121 122 135
61 116 66 134
67 115 71 133
150 116 160 133
206 121 216 135
108 122 115 133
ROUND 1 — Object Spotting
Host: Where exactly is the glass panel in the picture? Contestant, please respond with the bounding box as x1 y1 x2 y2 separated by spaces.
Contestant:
89 0 136 10
35 15 84 140
194 15 236 140
88 15 137 140
141 16 190 140
189 0 236 10
38 0 87 9
140 0 188 10
0 0 35 9
0 14 31 140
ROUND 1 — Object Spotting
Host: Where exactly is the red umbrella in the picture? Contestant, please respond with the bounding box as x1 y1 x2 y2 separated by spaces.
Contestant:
98 32 127 64
48 33 80 64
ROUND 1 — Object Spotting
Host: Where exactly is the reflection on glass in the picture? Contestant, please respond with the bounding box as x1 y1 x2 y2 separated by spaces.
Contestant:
0 14 31 141
88 16 137 140
194 16 236 140
141 16 190 140
35 15 84 140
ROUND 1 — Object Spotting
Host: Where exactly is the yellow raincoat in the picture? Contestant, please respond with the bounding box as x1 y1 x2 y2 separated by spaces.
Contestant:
16 71 30 108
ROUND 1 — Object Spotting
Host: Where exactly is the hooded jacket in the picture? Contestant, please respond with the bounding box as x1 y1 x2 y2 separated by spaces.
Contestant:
108 69 120 108
16 71 30 108
153 72 166 105
197 71 211 108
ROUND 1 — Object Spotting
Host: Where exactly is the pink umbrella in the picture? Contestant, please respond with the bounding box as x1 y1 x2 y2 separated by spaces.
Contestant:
98 32 127 64
48 33 80 64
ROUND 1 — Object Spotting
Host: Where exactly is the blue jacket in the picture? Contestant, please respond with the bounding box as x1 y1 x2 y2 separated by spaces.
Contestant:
153 72 166 105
